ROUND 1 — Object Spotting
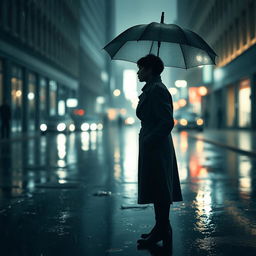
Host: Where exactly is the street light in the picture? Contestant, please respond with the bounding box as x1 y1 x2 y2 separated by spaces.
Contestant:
113 89 121 96
168 87 178 95
175 80 187 88
198 86 208 96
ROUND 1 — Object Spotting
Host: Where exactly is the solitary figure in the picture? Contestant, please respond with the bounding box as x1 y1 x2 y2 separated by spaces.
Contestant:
135 54 183 248
0 100 11 139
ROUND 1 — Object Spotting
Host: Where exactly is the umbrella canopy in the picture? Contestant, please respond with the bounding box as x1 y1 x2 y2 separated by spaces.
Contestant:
103 20 217 69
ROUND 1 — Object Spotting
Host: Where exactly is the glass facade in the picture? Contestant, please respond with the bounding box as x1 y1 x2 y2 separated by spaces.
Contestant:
40 77 47 121
11 65 23 133
227 85 235 127
27 73 36 131
238 79 251 127
58 86 66 116
49 80 57 116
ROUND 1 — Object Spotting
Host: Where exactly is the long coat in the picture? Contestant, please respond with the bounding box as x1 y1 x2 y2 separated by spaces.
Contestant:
136 75 183 204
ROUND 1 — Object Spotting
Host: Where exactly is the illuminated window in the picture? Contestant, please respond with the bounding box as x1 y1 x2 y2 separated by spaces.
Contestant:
238 79 251 127
58 100 65 116
227 85 235 127
40 78 47 120
11 65 23 133
49 80 57 116
28 73 36 131
123 69 137 100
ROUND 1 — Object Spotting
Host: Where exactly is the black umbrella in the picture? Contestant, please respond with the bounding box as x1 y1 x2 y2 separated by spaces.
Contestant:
103 12 217 69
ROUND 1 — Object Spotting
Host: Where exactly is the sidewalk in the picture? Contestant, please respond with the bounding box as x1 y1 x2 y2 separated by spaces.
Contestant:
0 132 40 144
187 129 256 157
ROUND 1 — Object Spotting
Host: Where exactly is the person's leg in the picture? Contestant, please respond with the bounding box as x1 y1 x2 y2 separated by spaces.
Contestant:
6 122 10 138
0 123 4 139
137 202 172 245
154 202 171 229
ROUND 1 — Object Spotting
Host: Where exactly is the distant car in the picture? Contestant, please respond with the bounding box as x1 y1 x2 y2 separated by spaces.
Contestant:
40 114 75 134
124 116 135 126
174 111 204 131
72 115 103 131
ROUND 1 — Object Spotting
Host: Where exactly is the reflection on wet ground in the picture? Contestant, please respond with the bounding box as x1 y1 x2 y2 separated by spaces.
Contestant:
0 126 256 255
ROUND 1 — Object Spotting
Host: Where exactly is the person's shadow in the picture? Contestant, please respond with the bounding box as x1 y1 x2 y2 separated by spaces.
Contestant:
137 243 173 256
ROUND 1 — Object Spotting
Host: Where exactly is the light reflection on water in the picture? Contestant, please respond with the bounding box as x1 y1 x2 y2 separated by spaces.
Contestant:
57 134 66 159
238 155 252 196
193 179 214 235
90 131 97 150
81 132 89 151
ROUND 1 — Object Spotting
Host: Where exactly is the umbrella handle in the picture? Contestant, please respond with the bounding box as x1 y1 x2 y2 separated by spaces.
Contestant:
161 12 164 24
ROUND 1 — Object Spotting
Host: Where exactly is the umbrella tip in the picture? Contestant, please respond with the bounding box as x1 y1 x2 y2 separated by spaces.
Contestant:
161 12 164 23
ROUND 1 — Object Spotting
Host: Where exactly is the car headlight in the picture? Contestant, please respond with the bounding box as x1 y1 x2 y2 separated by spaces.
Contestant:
180 119 187 126
40 124 47 132
81 123 90 131
196 119 204 125
57 123 66 132
90 123 97 131
125 117 135 125
97 123 103 130
69 124 75 131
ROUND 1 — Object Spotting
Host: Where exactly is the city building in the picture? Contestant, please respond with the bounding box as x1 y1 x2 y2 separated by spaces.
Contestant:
0 0 79 135
176 0 256 129
0 0 115 137
79 0 115 117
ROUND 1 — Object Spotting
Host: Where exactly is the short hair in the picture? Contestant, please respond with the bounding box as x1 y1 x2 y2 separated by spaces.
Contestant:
137 54 164 76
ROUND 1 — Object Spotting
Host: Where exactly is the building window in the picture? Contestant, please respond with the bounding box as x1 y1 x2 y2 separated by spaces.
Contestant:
40 78 47 121
242 10 247 45
49 80 57 116
11 65 23 133
58 86 66 116
238 79 251 127
249 1 255 39
227 85 235 127
229 25 233 55
28 73 36 131
6 0 12 30
235 18 240 50
225 30 229 58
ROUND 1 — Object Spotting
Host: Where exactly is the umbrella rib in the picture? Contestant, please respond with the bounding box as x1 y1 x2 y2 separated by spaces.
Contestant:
111 41 129 59
149 41 154 54
137 23 153 41
179 44 187 69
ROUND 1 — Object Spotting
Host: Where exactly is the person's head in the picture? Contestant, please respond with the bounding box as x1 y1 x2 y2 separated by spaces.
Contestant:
137 54 164 82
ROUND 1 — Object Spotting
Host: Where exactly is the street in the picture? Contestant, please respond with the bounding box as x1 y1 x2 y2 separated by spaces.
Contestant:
0 125 256 256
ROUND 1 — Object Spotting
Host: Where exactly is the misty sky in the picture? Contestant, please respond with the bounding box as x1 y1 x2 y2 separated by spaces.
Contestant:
115 0 177 35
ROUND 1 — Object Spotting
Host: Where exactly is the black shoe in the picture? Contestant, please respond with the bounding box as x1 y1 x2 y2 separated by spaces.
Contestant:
137 223 172 247
162 227 172 248
140 224 157 239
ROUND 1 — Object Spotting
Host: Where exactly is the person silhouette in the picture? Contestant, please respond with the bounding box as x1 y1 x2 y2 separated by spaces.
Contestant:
135 54 183 248
0 99 11 139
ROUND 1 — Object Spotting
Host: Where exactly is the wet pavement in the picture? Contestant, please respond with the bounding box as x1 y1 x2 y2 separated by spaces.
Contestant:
188 129 256 157
0 125 256 256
